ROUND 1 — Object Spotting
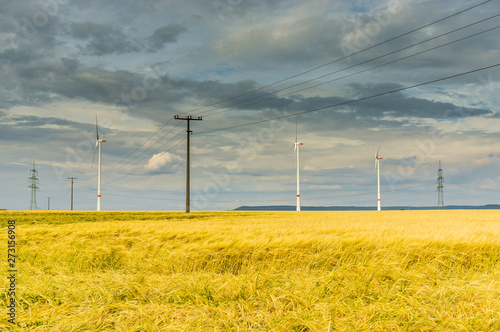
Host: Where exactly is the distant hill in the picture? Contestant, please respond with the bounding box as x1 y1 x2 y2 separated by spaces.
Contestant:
234 204 500 211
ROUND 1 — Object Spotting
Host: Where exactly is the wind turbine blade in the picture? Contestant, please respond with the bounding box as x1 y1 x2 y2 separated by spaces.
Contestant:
374 158 377 175
376 145 380 159
91 141 98 168
95 115 99 141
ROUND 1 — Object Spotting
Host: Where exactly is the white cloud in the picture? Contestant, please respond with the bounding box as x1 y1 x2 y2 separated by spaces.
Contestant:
144 151 182 171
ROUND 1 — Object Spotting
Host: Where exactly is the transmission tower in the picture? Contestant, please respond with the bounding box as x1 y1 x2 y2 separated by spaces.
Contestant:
437 160 444 210
29 161 39 210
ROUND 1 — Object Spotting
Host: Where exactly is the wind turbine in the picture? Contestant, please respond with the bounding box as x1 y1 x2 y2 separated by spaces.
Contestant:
374 146 383 211
294 120 303 211
92 116 106 211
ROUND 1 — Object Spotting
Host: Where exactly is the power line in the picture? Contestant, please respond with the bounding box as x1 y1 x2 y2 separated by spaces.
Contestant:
87 1 497 194
103 135 187 186
101 116 177 175
76 189 187 202
1 176 29 185
93 181 435 204
178 0 492 118
109 127 185 175
100 120 182 177
112 0 492 172
0 183 25 191
97 25 500 187
198 15 500 118
444 190 494 199
41 180 71 201
447 183 500 193
94 126 185 183
195 62 500 135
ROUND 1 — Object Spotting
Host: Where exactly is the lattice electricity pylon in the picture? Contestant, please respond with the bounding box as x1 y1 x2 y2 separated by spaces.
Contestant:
29 161 39 210
437 160 444 210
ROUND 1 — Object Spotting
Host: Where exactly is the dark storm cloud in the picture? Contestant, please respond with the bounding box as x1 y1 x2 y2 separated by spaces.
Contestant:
0 115 93 144
70 22 140 56
0 113 146 162
0 0 495 128
338 0 500 77
3 40 493 134
349 95 491 120
209 0 499 78
69 21 187 55
1 46 45 65
0 115 88 142
0 124 54 142
0 14 59 64
4 55 281 118
171 78 294 111
326 82 491 120
284 92 489 123
0 0 59 25
149 24 187 51
0 0 61 39
61 57 79 72
9 115 84 128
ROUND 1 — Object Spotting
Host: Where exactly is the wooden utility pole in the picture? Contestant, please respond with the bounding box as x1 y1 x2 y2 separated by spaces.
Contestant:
174 115 202 213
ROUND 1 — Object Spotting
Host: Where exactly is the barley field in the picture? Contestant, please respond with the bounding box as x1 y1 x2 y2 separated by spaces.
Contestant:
1 210 499 331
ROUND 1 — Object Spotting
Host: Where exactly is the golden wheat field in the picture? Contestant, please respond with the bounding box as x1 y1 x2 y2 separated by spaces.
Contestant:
0 210 499 331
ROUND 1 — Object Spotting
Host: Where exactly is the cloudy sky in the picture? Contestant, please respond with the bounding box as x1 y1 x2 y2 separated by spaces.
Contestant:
1 0 500 211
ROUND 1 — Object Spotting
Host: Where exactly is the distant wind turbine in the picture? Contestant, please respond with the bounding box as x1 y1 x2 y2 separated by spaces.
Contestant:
92 116 106 211
374 146 382 211
294 120 303 211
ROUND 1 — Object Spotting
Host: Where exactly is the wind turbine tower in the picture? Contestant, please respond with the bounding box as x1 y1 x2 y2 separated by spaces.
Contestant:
92 117 106 211
375 147 383 211
294 121 303 211
28 161 39 210
437 160 444 209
